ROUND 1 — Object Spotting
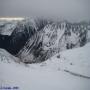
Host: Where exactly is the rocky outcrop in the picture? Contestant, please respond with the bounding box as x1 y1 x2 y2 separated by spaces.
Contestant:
17 21 88 63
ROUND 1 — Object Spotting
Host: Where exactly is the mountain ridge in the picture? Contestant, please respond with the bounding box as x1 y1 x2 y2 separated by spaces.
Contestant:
0 18 89 63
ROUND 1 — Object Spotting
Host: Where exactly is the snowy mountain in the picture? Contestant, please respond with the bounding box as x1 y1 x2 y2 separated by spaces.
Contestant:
0 18 90 90
0 18 89 63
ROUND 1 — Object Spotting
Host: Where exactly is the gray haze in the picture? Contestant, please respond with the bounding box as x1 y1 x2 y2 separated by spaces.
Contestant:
0 0 90 22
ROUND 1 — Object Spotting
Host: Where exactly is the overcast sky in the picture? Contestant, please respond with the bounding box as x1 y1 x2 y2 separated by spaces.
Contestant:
0 0 90 22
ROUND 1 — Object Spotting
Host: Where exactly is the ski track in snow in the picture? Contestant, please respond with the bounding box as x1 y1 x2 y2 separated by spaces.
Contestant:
64 69 90 79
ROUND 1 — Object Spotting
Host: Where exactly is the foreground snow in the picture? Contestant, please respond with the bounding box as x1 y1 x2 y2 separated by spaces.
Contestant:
0 43 90 90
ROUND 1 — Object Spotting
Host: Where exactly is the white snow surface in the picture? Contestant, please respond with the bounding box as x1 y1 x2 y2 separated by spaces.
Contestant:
0 43 90 90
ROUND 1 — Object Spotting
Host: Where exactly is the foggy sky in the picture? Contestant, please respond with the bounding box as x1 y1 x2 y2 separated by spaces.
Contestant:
0 0 90 22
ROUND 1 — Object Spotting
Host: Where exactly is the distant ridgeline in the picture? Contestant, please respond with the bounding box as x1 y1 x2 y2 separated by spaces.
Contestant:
0 18 89 63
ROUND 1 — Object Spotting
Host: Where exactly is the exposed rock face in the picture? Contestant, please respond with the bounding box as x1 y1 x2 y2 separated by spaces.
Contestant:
0 34 10 49
0 18 88 63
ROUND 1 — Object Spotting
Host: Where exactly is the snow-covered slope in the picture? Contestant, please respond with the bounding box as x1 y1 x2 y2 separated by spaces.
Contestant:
47 43 90 77
0 49 20 63
0 42 90 90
